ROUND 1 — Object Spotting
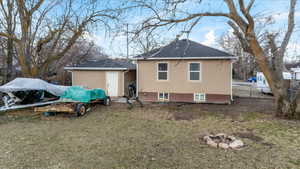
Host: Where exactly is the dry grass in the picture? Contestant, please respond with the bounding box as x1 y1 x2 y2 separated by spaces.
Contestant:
0 100 300 169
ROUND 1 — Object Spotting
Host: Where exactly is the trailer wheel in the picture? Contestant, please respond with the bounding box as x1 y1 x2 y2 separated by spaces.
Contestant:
76 103 87 116
104 97 111 106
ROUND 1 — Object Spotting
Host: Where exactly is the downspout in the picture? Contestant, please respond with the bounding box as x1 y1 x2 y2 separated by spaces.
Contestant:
231 59 237 101
231 61 233 101
136 61 139 97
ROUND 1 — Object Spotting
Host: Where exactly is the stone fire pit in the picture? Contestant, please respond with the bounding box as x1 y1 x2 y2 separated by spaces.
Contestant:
203 133 244 149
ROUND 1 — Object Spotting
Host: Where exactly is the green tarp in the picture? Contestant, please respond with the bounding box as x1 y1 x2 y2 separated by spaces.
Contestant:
60 86 107 103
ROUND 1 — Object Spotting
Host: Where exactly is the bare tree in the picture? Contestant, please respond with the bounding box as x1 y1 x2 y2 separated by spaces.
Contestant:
0 0 17 82
131 0 299 119
49 38 109 85
130 31 170 55
0 0 121 78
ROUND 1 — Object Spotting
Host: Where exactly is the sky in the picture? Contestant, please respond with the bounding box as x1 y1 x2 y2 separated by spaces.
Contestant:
85 0 300 60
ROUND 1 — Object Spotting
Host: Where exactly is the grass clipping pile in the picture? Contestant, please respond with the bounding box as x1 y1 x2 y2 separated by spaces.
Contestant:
203 133 244 150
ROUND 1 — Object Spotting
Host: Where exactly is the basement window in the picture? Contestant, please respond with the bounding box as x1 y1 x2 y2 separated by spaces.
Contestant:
194 93 206 102
158 92 169 101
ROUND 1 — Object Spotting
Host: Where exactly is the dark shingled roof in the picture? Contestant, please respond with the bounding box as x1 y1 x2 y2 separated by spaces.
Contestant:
73 58 136 70
135 39 233 59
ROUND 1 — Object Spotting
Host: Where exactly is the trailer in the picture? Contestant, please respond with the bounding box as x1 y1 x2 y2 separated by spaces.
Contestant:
34 98 110 116
35 86 110 116
0 78 110 116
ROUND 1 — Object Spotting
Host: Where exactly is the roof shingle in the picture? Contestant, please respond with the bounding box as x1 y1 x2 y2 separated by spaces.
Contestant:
69 58 136 70
135 39 233 59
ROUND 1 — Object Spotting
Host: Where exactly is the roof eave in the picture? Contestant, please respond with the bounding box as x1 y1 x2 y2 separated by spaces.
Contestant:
64 67 130 71
133 56 237 60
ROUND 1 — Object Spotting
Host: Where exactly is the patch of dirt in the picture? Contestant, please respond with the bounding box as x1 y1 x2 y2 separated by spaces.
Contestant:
200 97 275 114
170 108 201 121
166 97 275 121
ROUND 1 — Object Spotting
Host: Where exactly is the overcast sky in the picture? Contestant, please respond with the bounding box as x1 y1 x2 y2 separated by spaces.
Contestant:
85 0 300 59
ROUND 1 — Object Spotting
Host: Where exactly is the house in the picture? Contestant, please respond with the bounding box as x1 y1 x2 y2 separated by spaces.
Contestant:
134 39 237 104
64 58 136 97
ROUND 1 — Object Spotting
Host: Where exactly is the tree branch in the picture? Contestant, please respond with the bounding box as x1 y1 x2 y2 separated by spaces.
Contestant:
0 32 20 42
228 21 252 54
246 0 255 12
279 0 296 57
36 29 59 54
159 12 230 23
224 0 248 32
238 0 255 34
29 0 45 14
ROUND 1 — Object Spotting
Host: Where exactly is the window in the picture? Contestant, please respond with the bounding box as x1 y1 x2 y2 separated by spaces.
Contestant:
189 63 201 81
158 63 168 80
194 93 205 102
158 92 169 101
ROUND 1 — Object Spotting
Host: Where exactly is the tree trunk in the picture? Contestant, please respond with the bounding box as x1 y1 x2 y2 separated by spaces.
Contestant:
30 66 39 78
5 37 13 82
275 95 299 119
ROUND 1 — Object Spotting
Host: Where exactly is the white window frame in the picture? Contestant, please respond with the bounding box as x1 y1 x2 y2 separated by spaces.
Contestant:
158 92 169 101
194 93 206 102
157 62 169 81
188 62 201 82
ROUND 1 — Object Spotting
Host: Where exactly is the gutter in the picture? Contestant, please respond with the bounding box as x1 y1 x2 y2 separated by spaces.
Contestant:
230 59 238 102
133 56 238 60
136 62 139 97
64 67 129 71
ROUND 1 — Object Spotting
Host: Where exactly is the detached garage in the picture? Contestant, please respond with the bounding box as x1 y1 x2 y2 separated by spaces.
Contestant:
65 58 136 97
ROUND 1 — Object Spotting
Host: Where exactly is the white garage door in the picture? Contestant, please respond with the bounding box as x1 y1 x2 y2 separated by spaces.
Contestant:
106 72 118 96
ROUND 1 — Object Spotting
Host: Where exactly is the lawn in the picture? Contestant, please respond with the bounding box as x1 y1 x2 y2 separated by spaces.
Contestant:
0 98 300 169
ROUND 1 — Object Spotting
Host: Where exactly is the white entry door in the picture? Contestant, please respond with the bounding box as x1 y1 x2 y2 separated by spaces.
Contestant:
106 72 119 96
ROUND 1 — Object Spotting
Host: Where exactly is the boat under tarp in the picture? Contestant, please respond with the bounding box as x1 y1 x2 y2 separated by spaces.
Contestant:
0 78 69 96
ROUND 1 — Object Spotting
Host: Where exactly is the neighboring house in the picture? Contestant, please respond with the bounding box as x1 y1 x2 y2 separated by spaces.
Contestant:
134 39 237 104
64 58 136 97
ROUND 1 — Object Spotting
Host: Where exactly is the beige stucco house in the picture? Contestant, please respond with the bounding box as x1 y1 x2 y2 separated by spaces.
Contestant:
65 58 136 97
134 39 236 104
65 39 235 104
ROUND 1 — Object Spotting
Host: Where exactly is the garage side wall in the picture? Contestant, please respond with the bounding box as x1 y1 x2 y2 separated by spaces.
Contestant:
71 70 125 97
72 70 106 89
